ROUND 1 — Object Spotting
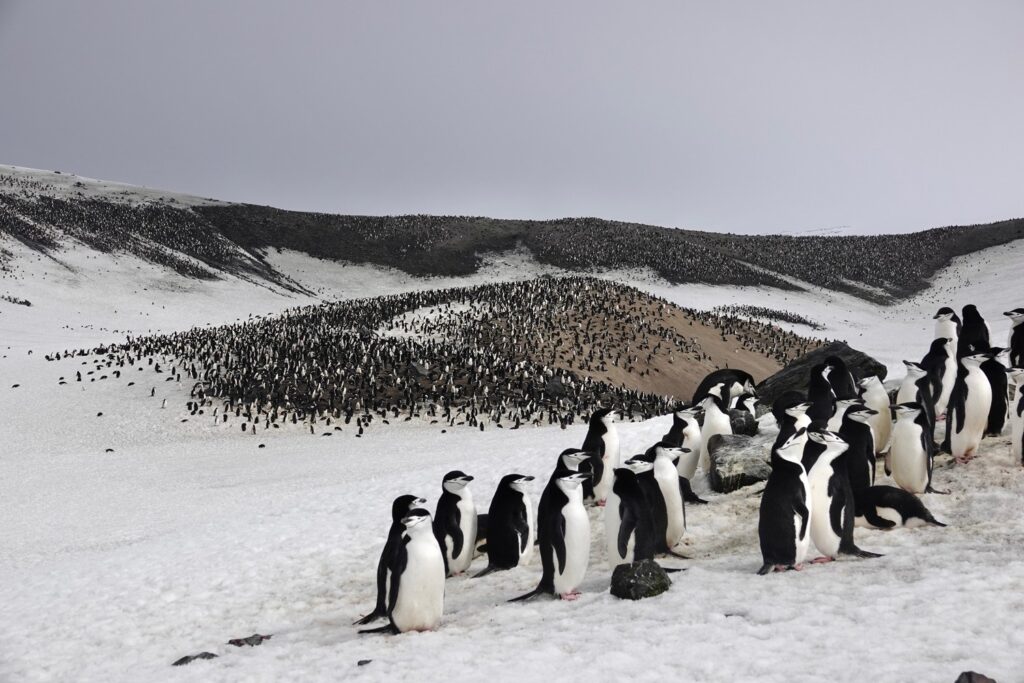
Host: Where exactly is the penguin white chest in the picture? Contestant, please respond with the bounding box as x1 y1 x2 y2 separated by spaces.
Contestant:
699 409 732 471
448 494 477 572
521 494 536 565
794 472 812 564
655 458 685 547
677 426 701 479
391 538 445 632
889 422 929 494
604 489 625 565
807 463 841 558
554 499 590 593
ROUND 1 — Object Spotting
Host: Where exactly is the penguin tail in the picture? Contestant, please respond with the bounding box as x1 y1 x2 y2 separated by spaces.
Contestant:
925 515 948 527
845 547 883 559
756 563 774 576
508 586 545 603
352 610 383 626
358 623 398 635
925 485 951 495
472 565 499 579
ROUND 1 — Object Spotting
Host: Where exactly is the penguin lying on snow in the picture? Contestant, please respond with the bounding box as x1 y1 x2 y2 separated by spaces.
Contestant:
354 494 427 626
474 474 535 577
854 486 946 529
510 471 591 602
359 509 446 634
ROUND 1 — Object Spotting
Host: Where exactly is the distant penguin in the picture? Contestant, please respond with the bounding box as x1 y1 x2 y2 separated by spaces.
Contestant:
980 348 1010 436
1005 308 1024 367
605 460 658 567
857 375 892 455
580 408 619 504
355 494 428 626
803 429 881 561
474 474 535 577
824 356 858 400
890 403 941 494
946 353 993 462
806 364 836 427
838 404 877 515
854 485 947 529
919 338 952 416
636 443 688 556
692 369 755 405
510 471 591 602
359 509 445 634
1008 367 1024 464
433 471 477 576
958 304 991 358
663 405 705 504
757 428 812 575
698 385 732 474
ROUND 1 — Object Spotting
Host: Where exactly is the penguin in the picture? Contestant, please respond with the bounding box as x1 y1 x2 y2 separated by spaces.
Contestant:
662 405 706 504
692 369 755 405
354 494 428 626
433 471 478 576
1008 367 1024 465
919 338 952 416
636 443 688 557
890 403 942 494
854 486 947 529
933 308 961 414
580 408 620 505
359 509 445 634
980 348 1009 436
826 397 864 433
771 391 811 452
806 364 836 427
1005 308 1024 368
733 393 759 419
958 304 991 358
934 306 963 339
550 447 594 482
605 460 658 567
824 355 858 400
857 375 892 456
510 471 591 602
698 385 732 474
757 428 812 575
838 404 877 515
803 429 881 562
896 360 936 439
946 353 993 463
474 474 535 577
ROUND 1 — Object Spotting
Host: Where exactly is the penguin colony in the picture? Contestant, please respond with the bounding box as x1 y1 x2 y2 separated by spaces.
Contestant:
51 277 821 435
356 303 1024 633
4 170 1024 302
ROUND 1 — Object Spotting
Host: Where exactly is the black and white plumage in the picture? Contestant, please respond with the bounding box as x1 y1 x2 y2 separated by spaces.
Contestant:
806 363 836 427
605 461 658 567
1005 309 1024 368
580 408 620 504
433 471 477 576
890 403 943 494
958 304 991 358
757 428 811 574
838 405 877 516
824 355 858 400
854 486 946 529
692 369 755 405
946 353 993 462
980 348 1010 436
474 474 535 577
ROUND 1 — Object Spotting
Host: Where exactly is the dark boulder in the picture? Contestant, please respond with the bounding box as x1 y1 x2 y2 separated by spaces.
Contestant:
610 559 672 600
954 673 997 683
707 433 773 493
757 341 886 406
729 409 758 436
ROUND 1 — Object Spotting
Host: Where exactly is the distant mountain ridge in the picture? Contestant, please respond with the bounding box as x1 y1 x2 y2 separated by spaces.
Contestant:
2 165 1022 303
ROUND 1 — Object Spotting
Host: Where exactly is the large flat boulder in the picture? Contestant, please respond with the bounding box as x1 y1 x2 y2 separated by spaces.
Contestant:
756 341 886 406
707 432 773 493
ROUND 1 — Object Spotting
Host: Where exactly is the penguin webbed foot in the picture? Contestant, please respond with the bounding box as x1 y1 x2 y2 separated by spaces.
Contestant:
358 623 398 635
559 590 581 601
810 556 834 564
353 611 383 626
925 485 950 495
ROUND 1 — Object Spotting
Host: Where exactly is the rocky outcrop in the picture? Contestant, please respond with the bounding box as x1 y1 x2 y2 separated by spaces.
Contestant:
756 341 887 406
707 433 773 493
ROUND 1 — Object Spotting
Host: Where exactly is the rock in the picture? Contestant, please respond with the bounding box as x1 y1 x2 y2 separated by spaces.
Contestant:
357 660 373 667
172 652 218 666
610 559 672 600
228 633 272 647
728 409 758 436
955 673 997 683
707 433 773 493
757 341 887 406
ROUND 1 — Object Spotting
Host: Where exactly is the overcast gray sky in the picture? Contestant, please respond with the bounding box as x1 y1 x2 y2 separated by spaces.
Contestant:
1 1 1022 234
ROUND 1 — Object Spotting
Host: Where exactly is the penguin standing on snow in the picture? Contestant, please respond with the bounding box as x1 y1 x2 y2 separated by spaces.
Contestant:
580 409 619 505
920 338 952 416
1008 367 1024 464
433 471 477 576
510 471 591 602
634 443 688 557
855 486 947 529
958 304 991 358
933 308 961 414
1005 308 1024 368
474 474 535 577
838 404 877 515
757 428 812 574
359 509 446 634
355 494 428 626
946 353 993 463
896 360 936 438
803 429 882 562
605 460 658 567
858 376 892 456
980 348 1010 436
663 405 706 504
890 403 944 494
698 385 732 474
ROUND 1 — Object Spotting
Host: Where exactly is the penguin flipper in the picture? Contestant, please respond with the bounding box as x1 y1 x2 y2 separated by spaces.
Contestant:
553 513 568 574
843 546 883 559
924 514 947 527
863 508 896 530
617 509 636 560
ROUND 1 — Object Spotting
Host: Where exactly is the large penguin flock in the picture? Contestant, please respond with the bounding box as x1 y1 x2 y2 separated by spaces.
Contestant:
46 277 820 435
356 304 1024 634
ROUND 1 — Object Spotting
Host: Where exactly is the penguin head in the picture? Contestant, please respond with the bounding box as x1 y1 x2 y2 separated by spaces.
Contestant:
401 508 433 533
1004 308 1024 325
674 405 701 420
559 448 593 469
774 428 806 463
1008 367 1024 386
644 442 686 464
442 470 474 492
622 457 655 474
807 429 848 457
392 494 428 520
785 401 811 418
507 474 535 493
902 360 926 378
845 405 877 424
893 402 922 420
857 375 882 390
555 472 591 493
962 354 988 367
835 397 864 412
933 307 956 321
